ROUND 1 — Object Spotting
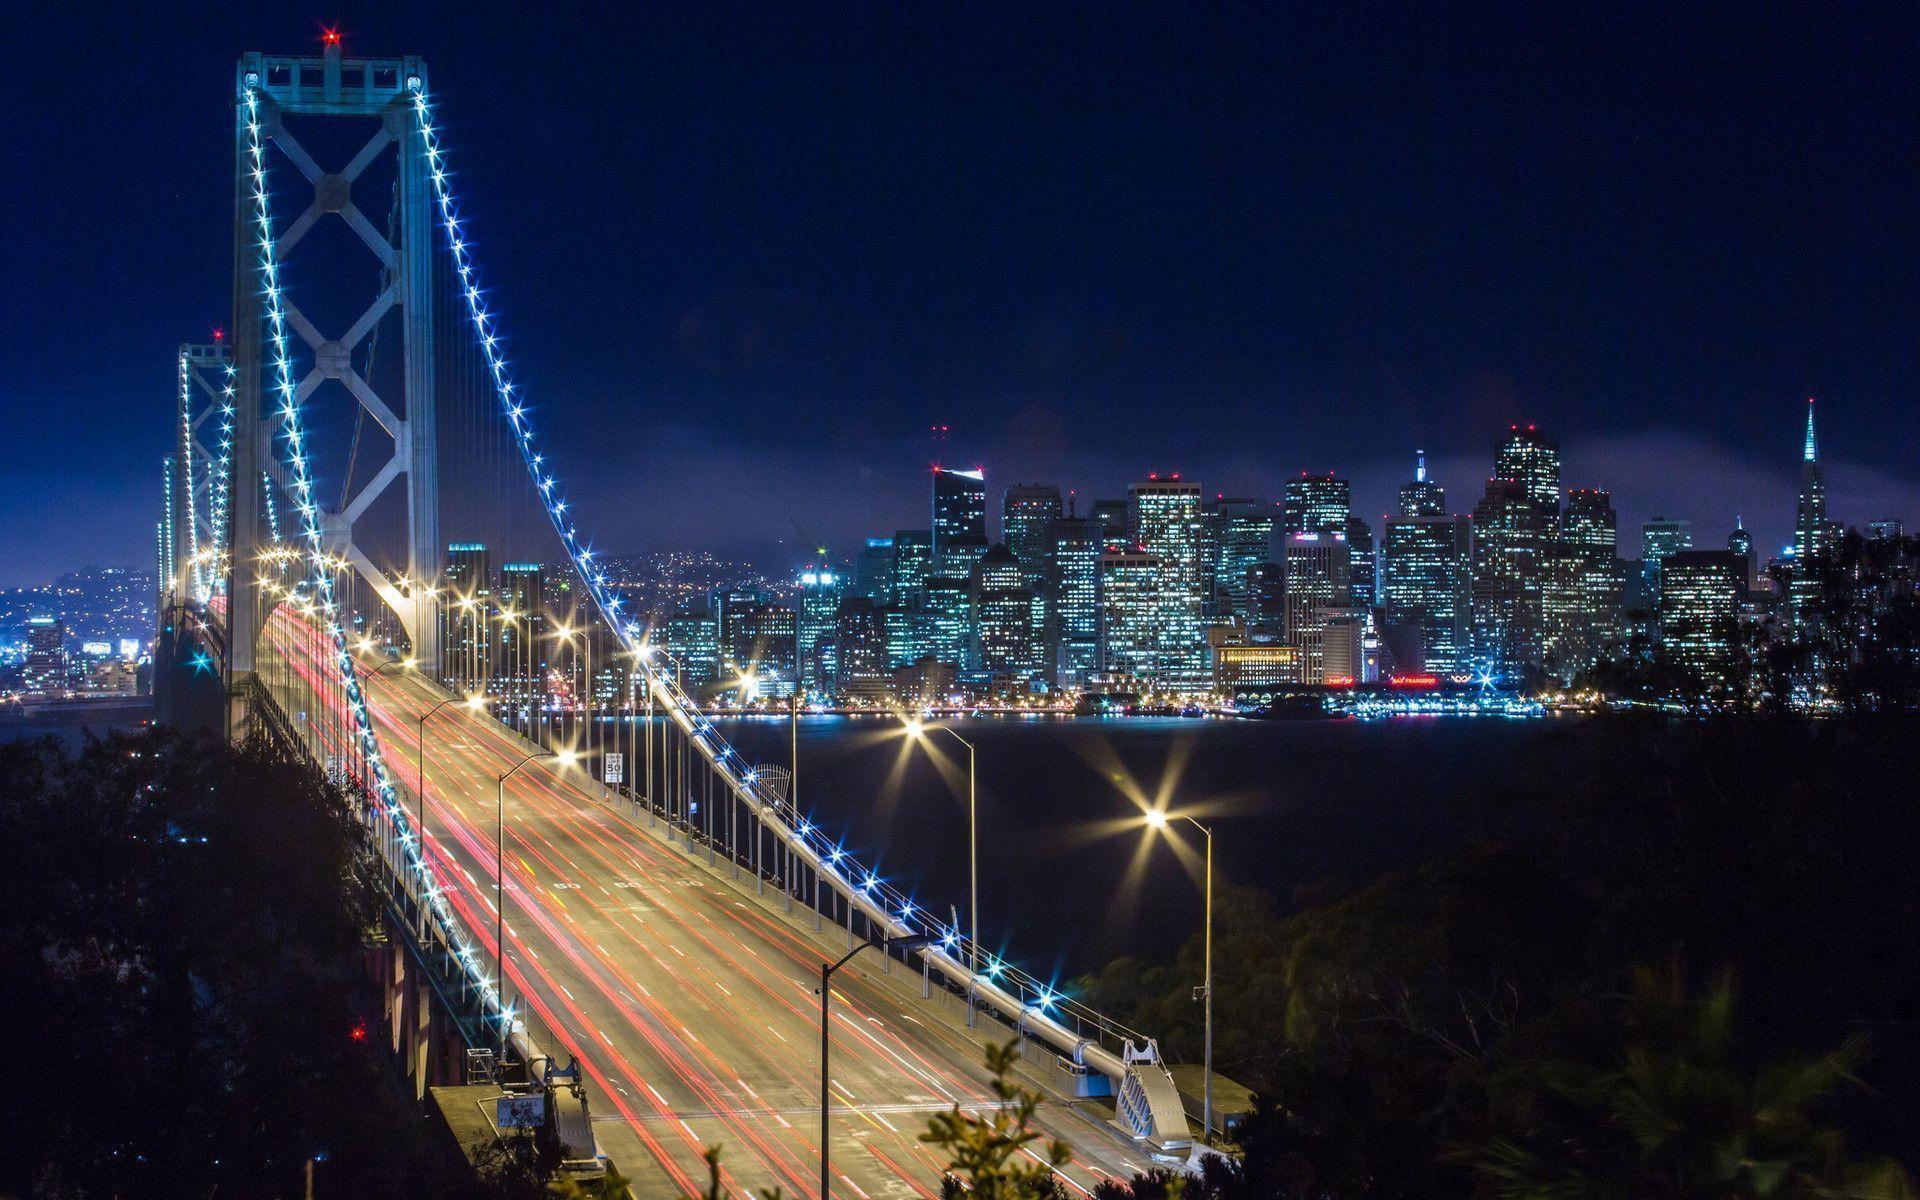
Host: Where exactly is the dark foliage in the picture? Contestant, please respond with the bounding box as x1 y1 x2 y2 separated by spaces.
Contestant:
0 729 474 1199
1080 715 1920 1199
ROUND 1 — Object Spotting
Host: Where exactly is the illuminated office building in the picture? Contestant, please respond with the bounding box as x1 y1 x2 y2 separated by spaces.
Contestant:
1641 516 1694 606
795 566 845 692
1346 515 1376 607
922 575 972 668
1283 530 1351 681
445 541 493 686
932 467 989 574
855 536 894 603
880 604 922 669
1002 484 1063 588
1382 507 1473 676
1051 514 1104 689
495 562 548 704
1398 450 1446 517
891 530 932 606
1546 488 1623 678
1098 548 1160 685
661 601 720 686
1206 497 1275 618
1494 424 1561 512
1282 472 1350 534
1660 550 1746 685
1790 399 1832 625
971 543 1041 682
1471 479 1550 682
833 597 892 702
1130 474 1208 688
21 616 67 696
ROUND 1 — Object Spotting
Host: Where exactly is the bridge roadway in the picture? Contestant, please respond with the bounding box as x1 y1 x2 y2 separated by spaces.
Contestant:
264 622 1158 1198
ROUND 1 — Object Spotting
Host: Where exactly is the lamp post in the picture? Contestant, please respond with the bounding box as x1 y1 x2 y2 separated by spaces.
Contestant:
417 693 487 870
494 747 574 1067
902 719 979 1022
1143 807 1214 1145
819 934 931 1200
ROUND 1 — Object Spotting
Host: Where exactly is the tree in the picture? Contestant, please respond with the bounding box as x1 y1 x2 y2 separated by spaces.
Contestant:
921 1040 1072 1200
1463 968 1915 1200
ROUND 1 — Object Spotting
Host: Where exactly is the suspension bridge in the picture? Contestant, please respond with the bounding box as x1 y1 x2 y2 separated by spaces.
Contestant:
156 42 1193 1196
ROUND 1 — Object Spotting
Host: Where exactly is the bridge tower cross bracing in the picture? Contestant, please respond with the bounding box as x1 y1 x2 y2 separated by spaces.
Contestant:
225 42 441 701
173 342 230 605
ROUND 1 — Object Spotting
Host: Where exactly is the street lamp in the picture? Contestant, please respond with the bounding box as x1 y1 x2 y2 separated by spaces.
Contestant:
495 747 577 1067
416 692 487 870
1141 806 1214 1145
901 718 980 1023
819 933 931 1200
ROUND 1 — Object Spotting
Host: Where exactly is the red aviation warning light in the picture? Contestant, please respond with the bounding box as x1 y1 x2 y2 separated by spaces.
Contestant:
321 26 343 47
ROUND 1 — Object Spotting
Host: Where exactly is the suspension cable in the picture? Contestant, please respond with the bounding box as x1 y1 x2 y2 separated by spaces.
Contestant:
406 83 1129 1044
242 78 512 1035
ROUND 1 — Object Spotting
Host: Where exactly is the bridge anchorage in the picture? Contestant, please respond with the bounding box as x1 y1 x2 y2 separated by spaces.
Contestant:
162 37 1197 1193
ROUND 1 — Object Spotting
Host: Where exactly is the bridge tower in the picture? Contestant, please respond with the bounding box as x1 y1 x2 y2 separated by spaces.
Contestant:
225 41 441 701
171 342 230 606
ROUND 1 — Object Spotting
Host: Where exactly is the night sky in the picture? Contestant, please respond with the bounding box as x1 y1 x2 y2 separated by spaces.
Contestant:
2 3 1916 586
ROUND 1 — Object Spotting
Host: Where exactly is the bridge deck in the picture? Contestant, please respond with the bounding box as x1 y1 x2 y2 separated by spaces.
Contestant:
266 621 1155 1199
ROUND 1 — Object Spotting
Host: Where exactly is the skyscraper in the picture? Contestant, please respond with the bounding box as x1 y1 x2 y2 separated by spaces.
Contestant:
1345 515 1376 608
1398 450 1447 517
1282 472 1351 534
445 542 493 687
854 536 894 603
662 600 720 686
1546 488 1623 678
1089 498 1132 548
496 562 548 704
1794 398 1831 564
1283 529 1352 681
1051 514 1104 689
1641 516 1693 606
1660 550 1746 687
21 616 67 696
922 575 972 668
1002 484 1063 588
1494 424 1561 512
1471 479 1551 682
932 467 988 574
891 530 933 607
1204 497 1275 618
971 544 1041 686
1098 548 1160 684
1727 520 1756 592
795 566 845 693
833 597 891 703
1130 474 1209 689
1790 398 1832 625
1382 511 1473 677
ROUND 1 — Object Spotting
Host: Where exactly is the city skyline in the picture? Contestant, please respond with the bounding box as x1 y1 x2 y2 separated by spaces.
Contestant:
4 5 1919 584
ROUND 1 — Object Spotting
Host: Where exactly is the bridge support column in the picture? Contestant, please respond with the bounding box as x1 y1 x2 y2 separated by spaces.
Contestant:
226 49 442 695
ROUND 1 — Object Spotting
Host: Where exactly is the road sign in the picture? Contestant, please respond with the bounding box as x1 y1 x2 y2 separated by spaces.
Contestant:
603 752 624 784
497 1092 546 1131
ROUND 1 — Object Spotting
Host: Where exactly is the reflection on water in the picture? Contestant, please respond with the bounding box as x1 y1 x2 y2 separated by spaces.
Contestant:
700 714 1551 979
